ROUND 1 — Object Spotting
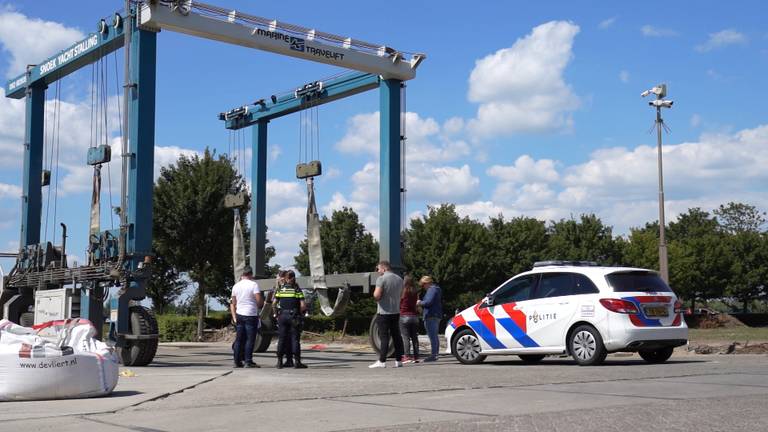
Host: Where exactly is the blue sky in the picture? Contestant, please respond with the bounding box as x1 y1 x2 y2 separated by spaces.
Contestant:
1 0 767 272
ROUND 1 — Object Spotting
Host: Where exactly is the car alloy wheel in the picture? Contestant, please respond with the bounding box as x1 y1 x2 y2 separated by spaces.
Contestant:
569 324 607 366
452 328 486 364
572 330 596 361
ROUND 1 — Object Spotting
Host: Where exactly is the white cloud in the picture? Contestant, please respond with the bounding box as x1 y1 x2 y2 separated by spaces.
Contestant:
696 29 748 52
335 111 470 163
0 88 25 166
443 117 465 135
467 21 580 137
349 161 480 205
323 191 379 239
269 145 281 161
690 114 702 128
0 182 21 199
153 145 200 180
0 8 84 78
452 124 768 235
408 164 480 203
598 17 617 30
487 155 559 185
266 206 305 231
619 70 630 83
266 179 305 213
641 25 678 37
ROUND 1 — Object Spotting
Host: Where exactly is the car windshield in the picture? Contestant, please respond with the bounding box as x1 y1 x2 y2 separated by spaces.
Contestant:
606 271 672 292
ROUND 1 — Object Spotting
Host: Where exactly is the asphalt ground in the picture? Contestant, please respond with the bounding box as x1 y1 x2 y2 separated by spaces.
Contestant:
1 342 766 432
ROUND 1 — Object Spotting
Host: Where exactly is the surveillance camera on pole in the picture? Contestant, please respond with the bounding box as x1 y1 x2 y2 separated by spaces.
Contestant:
641 83 672 284
641 84 673 108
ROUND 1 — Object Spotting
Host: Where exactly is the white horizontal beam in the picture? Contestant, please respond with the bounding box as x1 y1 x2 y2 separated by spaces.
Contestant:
139 3 420 80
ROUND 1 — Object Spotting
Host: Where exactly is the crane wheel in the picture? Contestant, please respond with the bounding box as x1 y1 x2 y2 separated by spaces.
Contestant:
118 306 159 366
368 315 395 358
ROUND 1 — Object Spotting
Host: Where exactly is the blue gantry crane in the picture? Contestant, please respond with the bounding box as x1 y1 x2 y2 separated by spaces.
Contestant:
1 1 424 365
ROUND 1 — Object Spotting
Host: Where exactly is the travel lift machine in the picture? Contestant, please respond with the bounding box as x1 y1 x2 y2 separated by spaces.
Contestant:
1 0 425 365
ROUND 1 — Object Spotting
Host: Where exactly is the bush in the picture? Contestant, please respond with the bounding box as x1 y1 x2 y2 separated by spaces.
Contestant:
157 315 198 342
302 315 372 335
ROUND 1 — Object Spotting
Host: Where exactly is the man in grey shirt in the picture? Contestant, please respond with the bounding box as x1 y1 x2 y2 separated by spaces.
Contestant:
369 260 405 368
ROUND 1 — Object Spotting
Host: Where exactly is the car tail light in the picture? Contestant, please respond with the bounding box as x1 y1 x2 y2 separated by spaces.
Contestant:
673 300 684 314
599 298 639 314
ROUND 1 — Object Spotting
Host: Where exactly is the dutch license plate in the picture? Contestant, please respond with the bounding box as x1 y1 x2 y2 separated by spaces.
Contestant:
644 306 668 317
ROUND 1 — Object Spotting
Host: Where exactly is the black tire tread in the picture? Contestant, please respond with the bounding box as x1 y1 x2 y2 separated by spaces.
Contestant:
639 347 674 364
121 306 159 366
452 328 487 365
569 324 608 366
19 312 35 327
518 354 546 364
369 315 395 358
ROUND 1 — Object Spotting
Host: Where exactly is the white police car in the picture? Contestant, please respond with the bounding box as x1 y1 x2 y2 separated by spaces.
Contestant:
445 261 688 366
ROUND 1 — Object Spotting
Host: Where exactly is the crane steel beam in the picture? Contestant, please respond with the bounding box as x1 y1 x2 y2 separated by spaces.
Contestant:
5 15 126 99
222 72 379 129
139 2 422 81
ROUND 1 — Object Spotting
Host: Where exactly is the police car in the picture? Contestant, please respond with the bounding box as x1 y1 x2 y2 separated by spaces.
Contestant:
445 261 688 366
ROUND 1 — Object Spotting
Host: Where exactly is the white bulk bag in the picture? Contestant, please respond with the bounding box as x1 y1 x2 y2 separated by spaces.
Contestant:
0 318 120 401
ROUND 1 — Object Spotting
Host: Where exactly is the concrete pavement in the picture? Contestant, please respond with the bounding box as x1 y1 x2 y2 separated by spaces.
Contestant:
1 343 766 431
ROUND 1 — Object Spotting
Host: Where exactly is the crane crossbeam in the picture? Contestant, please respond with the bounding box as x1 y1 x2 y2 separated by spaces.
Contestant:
221 72 380 129
139 1 424 80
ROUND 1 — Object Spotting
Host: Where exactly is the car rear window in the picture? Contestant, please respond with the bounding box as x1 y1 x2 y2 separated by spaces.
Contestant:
605 271 672 293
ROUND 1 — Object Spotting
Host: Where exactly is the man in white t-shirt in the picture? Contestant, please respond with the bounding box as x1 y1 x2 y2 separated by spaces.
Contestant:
230 265 264 368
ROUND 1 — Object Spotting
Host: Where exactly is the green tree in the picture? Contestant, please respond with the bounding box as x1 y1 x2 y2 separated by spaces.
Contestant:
667 207 719 241
486 215 548 282
153 149 248 340
714 203 768 311
723 232 768 312
666 208 729 309
294 207 379 275
621 222 661 270
146 254 186 315
403 204 493 313
714 202 767 234
546 214 622 264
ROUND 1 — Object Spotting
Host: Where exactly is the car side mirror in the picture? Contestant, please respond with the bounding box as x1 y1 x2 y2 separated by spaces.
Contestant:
485 295 494 306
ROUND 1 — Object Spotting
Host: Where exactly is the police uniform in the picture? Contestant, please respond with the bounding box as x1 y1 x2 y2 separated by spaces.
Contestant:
275 282 307 369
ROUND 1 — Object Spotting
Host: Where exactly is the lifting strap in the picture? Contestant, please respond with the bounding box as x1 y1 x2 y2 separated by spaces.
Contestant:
306 177 350 316
89 165 101 237
232 211 245 281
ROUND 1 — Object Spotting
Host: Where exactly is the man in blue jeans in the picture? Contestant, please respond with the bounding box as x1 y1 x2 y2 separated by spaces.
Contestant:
417 275 442 362
230 266 265 368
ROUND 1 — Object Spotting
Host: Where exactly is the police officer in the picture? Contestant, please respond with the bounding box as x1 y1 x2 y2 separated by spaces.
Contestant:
275 270 307 369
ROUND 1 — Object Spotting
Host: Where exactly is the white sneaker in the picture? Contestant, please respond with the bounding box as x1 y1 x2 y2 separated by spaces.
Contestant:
393 361 403 368
368 360 386 369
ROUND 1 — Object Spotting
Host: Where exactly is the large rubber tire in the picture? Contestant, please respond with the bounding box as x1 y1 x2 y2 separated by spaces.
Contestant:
639 347 674 364
518 354 546 364
569 325 607 366
369 315 395 358
19 312 35 327
452 328 486 365
118 306 159 367
253 332 273 353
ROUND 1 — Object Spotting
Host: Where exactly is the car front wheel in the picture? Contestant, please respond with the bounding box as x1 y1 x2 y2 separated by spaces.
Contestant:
639 347 674 364
569 325 607 366
452 328 486 365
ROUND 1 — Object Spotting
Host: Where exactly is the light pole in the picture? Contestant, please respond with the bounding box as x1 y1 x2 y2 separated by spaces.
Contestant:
641 84 673 283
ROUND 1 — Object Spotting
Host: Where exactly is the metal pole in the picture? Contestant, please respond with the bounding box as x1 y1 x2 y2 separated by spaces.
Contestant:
119 0 131 264
656 107 669 283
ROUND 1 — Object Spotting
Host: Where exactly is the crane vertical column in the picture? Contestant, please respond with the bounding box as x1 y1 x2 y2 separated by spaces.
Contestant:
379 79 403 270
20 83 45 248
250 120 268 277
117 25 157 335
